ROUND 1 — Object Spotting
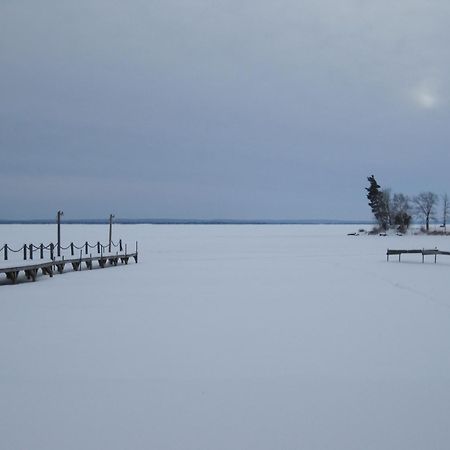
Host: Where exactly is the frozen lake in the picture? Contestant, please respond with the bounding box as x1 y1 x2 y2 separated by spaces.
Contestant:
1 224 450 449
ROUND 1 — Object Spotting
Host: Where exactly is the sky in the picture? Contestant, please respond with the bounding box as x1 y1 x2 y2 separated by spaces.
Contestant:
1 0 450 221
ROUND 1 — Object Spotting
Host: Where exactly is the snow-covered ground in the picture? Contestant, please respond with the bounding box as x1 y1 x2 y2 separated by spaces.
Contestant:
1 224 450 450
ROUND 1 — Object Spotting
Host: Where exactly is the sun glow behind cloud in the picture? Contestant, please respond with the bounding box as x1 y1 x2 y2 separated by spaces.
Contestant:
410 79 440 109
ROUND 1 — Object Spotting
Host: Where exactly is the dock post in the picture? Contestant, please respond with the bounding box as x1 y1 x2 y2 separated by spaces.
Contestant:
119 239 123 252
23 244 27 260
97 242 100 254
71 243 74 256
85 242 88 255
109 214 114 252
4 245 7 261
29 244 33 260
422 249 424 263
50 243 54 260
57 210 63 257
40 244 44 259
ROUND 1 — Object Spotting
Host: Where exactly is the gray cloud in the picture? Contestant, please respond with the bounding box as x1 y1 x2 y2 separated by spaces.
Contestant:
1 0 450 219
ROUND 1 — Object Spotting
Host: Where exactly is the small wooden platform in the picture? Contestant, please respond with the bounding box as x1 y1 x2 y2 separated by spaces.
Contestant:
386 248 450 263
0 252 138 284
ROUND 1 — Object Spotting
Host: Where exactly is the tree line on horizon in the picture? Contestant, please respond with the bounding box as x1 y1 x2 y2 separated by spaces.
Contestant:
366 175 449 233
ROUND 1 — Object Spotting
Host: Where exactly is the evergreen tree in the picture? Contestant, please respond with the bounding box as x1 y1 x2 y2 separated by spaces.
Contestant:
366 175 381 219
366 175 390 230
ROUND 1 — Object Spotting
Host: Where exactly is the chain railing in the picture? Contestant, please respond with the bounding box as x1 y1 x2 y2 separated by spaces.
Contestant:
1 239 126 262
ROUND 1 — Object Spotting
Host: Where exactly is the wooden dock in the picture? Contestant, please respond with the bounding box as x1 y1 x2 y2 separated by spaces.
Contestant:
386 248 450 263
1 240 138 284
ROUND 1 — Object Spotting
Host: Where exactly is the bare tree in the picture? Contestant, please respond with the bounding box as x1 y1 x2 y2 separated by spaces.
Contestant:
413 192 438 232
381 189 392 229
392 193 411 233
442 193 449 232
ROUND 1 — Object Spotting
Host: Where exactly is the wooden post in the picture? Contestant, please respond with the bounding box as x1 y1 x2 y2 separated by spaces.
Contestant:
29 244 33 260
23 244 27 260
40 244 44 259
109 214 115 253
97 242 100 254
50 243 54 260
119 239 123 252
85 242 88 255
57 210 63 257
4 245 7 261
71 242 74 256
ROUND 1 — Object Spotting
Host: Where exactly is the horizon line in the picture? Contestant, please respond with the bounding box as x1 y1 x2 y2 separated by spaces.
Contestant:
0 218 373 225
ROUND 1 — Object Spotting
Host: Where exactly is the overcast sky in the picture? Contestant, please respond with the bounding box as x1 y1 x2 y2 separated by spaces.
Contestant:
1 0 450 220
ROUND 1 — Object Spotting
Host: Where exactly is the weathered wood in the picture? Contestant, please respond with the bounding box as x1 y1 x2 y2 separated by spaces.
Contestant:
57 210 63 257
387 249 422 255
387 248 444 264
25 269 37 282
6 271 19 284
1 251 138 284
41 265 53 277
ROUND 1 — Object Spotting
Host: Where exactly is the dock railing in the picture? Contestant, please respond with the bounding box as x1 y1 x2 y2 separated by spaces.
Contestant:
1 239 130 262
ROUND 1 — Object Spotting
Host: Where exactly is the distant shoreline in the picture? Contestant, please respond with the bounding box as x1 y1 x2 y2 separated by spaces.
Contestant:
0 219 372 225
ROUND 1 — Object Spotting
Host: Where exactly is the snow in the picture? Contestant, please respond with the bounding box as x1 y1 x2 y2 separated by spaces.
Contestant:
1 224 450 450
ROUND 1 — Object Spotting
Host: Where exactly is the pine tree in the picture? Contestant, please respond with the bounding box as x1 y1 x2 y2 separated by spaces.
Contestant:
366 175 380 214
366 175 390 231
